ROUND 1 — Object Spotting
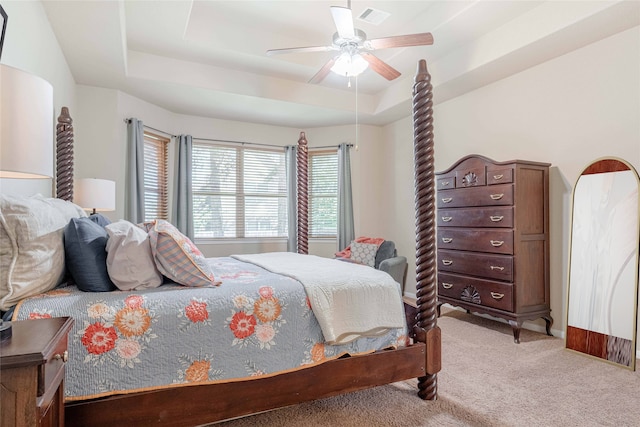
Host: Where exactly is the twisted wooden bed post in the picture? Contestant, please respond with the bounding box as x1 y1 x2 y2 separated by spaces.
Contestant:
296 132 309 254
413 59 441 400
56 107 74 201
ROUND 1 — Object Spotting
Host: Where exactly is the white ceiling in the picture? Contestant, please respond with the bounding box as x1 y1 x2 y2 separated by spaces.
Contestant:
41 0 639 128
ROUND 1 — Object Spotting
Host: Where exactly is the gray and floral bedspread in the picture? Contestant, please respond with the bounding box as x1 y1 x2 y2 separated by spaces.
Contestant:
13 257 408 401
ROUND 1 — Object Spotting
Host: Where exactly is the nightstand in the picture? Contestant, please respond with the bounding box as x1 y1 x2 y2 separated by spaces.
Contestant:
1 317 74 427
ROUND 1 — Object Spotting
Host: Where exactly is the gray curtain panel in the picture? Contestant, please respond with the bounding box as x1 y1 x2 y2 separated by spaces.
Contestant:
126 118 146 223
337 143 354 251
285 145 298 252
174 135 194 240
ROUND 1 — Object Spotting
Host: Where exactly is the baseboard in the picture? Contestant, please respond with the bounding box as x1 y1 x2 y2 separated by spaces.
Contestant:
403 294 640 359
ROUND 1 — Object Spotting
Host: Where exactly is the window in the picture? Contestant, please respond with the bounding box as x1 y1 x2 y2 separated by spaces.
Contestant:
143 132 169 221
309 150 338 237
192 143 287 239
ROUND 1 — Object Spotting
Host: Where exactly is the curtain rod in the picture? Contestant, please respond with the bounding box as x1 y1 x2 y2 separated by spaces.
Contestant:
195 138 351 150
124 118 351 150
124 118 175 138
313 144 354 149
193 137 282 149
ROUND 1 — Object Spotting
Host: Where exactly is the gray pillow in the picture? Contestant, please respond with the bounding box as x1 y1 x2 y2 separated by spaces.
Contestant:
374 240 397 269
88 213 112 227
64 217 116 292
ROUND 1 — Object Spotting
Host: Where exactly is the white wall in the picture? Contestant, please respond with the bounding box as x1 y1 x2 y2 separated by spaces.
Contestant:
384 26 640 337
75 86 390 259
0 0 76 197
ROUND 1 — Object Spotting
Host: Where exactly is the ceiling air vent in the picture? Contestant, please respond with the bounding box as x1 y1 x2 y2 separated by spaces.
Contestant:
356 8 390 26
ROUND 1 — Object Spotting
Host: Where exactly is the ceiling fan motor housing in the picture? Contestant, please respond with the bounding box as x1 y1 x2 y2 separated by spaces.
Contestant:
332 29 367 50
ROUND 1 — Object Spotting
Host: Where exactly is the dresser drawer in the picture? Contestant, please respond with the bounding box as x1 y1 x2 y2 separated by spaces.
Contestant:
438 272 514 312
437 176 455 190
39 334 68 398
456 167 485 188
437 206 513 228
438 229 513 254
438 249 513 281
438 184 513 208
487 167 514 185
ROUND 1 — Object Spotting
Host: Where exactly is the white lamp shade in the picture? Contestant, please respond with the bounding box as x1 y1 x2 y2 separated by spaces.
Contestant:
0 65 54 179
74 178 116 212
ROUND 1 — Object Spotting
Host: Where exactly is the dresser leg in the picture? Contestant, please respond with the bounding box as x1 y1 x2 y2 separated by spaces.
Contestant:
543 316 554 336
508 320 522 344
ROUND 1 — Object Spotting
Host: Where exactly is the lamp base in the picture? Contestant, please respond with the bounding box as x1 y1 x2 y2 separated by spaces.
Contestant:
0 320 12 341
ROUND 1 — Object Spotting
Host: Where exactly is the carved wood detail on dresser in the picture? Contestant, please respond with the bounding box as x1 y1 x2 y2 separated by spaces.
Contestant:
435 155 553 343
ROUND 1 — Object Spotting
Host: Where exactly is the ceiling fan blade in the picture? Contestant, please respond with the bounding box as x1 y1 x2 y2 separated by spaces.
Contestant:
361 53 401 81
366 33 434 50
267 45 335 56
309 57 337 84
330 6 355 39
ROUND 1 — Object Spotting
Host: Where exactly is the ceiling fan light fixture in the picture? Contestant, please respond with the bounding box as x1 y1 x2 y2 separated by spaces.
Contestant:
330 52 368 77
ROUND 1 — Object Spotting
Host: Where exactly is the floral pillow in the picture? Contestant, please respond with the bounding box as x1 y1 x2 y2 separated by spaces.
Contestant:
350 241 379 267
146 219 219 287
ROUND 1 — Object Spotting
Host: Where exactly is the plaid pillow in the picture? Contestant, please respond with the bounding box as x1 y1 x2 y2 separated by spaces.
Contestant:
147 220 219 287
350 241 378 267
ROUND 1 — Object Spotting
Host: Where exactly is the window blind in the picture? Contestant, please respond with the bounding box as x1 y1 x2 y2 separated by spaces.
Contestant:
143 133 169 221
192 143 287 238
309 151 338 237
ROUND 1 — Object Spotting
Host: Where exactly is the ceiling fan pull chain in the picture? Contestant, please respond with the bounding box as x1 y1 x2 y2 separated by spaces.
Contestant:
355 75 359 150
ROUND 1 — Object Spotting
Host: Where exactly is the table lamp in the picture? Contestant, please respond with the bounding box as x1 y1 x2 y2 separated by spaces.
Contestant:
0 64 54 179
0 64 54 340
74 178 116 215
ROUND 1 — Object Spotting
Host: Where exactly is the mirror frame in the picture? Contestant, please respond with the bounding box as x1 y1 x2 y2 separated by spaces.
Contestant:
565 157 640 370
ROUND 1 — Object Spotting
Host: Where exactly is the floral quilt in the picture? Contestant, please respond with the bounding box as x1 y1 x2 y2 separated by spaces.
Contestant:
13 257 408 401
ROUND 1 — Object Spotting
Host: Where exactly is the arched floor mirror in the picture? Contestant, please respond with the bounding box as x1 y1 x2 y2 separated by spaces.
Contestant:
565 158 640 369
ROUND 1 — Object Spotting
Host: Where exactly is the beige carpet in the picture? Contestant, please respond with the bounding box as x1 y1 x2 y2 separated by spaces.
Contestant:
217 308 640 426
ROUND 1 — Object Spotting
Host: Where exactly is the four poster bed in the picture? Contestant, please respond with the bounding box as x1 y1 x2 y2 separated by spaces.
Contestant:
4 60 440 426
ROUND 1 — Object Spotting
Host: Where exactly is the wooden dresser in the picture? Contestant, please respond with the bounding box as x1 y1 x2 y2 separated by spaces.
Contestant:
435 155 553 343
1 317 74 427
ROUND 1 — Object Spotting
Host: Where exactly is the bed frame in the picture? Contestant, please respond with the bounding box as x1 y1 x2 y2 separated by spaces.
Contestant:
61 60 440 426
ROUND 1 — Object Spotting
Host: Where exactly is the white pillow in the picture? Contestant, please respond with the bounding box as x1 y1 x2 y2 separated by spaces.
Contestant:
105 220 163 290
0 194 86 310
350 241 378 267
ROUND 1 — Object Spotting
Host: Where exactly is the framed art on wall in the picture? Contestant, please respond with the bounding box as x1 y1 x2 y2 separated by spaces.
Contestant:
0 4 7 60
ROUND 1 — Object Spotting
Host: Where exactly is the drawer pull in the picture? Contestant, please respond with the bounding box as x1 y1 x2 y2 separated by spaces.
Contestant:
441 180 451 187
442 259 453 266
490 265 505 271
54 350 69 363
441 237 453 243
493 174 504 180
441 197 453 203
490 292 504 300
490 240 504 247
490 193 504 200
489 215 504 222
441 216 452 222
442 282 453 289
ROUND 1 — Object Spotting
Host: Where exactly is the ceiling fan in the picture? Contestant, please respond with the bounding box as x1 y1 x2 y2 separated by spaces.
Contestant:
266 2 433 84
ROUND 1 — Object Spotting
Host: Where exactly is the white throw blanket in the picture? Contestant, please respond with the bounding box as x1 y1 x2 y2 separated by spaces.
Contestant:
231 252 405 345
